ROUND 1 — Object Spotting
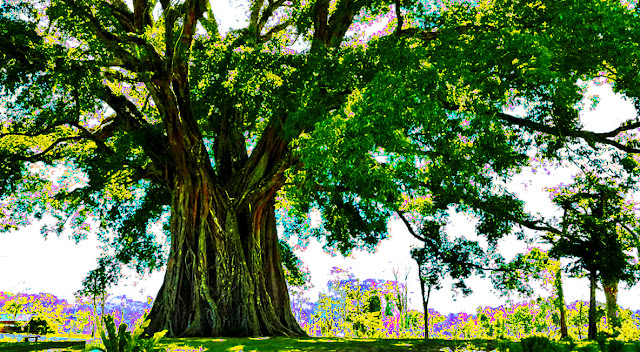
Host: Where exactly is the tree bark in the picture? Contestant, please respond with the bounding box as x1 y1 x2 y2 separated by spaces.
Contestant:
588 270 598 340
602 277 620 332
144 175 305 337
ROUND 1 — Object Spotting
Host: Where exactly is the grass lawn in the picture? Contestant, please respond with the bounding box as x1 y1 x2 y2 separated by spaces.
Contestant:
0 336 493 351
1 335 638 352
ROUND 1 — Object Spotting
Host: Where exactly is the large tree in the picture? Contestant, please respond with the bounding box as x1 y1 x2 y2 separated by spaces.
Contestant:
1 0 640 338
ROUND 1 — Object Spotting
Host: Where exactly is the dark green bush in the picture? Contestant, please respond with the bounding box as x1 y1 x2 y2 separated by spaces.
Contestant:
577 345 600 352
596 333 608 352
608 340 624 352
521 336 559 352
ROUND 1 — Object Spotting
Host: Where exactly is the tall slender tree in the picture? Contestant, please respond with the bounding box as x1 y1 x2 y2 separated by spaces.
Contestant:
2 0 640 337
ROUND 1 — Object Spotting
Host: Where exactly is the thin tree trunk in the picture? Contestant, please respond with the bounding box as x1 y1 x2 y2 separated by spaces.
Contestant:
577 301 583 339
602 278 620 332
588 271 598 340
553 268 568 338
91 298 97 338
425 285 431 339
417 268 430 339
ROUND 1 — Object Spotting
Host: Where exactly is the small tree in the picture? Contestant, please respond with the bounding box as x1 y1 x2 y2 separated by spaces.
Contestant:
5 297 25 325
409 220 489 339
491 247 568 338
391 266 410 336
412 243 445 339
76 257 121 337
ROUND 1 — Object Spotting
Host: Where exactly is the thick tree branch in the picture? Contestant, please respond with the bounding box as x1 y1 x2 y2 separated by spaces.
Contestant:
133 0 153 33
312 0 330 49
173 0 208 67
395 211 426 242
249 0 266 35
496 112 640 154
106 0 136 33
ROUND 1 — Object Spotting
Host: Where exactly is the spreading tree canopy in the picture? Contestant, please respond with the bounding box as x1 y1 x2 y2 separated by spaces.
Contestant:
1 0 640 337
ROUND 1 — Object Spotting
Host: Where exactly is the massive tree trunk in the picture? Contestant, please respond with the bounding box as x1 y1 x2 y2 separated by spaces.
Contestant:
587 270 598 340
602 277 620 333
144 173 305 337
142 76 305 336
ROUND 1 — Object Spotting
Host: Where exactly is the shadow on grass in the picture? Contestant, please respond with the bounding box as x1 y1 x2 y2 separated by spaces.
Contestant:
0 340 86 352
161 337 496 352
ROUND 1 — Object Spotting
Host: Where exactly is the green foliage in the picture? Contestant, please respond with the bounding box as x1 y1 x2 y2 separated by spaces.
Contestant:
5 299 24 322
279 239 310 287
97 315 167 352
548 172 639 285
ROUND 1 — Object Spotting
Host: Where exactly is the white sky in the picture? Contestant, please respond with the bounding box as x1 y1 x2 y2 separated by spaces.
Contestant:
2 3 640 316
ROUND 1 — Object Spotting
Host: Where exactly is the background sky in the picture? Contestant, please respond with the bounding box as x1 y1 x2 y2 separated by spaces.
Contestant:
1 2 640 317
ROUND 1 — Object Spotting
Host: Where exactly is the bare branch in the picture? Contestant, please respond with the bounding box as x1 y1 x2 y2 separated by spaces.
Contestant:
257 0 286 35
260 20 292 43
21 136 85 161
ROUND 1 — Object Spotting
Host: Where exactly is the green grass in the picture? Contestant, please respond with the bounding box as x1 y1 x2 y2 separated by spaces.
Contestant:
1 336 639 352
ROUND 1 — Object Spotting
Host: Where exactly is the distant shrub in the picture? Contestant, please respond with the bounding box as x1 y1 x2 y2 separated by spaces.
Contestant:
22 316 54 335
